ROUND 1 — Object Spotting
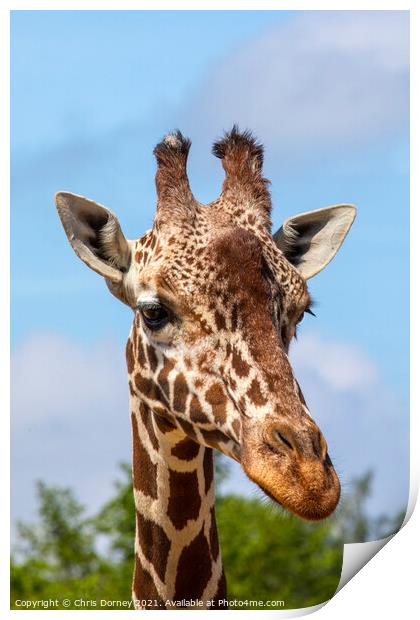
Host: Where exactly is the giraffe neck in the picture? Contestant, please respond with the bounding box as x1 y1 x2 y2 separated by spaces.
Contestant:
130 399 226 609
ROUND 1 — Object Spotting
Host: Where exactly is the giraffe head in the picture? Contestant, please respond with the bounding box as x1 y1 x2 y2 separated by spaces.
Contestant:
56 127 355 521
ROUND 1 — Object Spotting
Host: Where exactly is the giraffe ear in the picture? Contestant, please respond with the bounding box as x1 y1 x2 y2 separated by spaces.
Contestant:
55 192 131 283
273 205 356 279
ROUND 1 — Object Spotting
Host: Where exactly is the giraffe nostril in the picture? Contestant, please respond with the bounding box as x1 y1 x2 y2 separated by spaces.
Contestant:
272 429 294 451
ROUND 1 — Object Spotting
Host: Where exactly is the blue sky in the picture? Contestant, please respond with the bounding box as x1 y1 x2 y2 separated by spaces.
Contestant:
11 10 409 531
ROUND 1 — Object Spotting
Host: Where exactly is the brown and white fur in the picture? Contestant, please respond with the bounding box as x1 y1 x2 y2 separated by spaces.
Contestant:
55 127 356 609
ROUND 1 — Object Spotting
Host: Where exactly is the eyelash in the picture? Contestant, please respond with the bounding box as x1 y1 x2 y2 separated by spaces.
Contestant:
294 306 316 340
297 307 315 324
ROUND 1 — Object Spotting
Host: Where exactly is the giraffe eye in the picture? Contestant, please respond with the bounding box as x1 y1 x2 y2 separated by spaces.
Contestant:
138 303 170 330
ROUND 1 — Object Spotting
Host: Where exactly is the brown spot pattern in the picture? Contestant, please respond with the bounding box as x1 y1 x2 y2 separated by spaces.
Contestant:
189 394 208 423
146 344 158 373
246 378 267 406
128 380 135 397
134 374 164 403
231 347 250 377
214 310 226 331
232 418 241 440
133 556 165 608
209 507 219 561
203 447 214 495
231 304 238 331
173 526 212 602
154 412 177 434
213 572 228 608
205 383 227 423
139 402 159 451
167 470 201 530
201 428 228 449
134 249 143 263
131 413 158 499
137 340 147 368
173 372 189 412
126 338 134 374
136 511 170 583
171 436 201 461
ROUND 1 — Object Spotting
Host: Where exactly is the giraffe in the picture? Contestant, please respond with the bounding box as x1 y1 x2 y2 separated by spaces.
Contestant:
55 127 356 610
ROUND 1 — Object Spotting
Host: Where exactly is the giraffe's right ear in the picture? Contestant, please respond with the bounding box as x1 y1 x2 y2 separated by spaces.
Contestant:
55 192 131 283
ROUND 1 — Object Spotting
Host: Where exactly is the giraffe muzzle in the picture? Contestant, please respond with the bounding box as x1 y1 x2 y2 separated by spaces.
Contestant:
240 419 341 520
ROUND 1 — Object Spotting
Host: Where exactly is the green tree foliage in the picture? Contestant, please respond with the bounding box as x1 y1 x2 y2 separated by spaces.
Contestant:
14 481 98 580
11 481 121 608
216 495 342 608
10 461 405 610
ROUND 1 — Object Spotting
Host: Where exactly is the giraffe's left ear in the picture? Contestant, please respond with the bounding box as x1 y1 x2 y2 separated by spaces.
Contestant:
55 191 131 283
273 205 356 279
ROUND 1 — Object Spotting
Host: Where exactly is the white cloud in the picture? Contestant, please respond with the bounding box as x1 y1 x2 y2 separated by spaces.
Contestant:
11 332 127 426
184 11 409 152
290 332 378 391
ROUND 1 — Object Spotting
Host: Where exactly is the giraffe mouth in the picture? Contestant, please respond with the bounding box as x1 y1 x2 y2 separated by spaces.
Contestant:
242 453 340 520
240 427 341 520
